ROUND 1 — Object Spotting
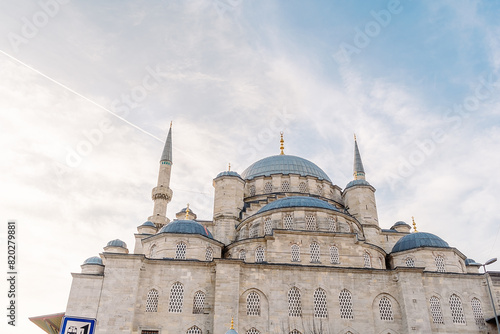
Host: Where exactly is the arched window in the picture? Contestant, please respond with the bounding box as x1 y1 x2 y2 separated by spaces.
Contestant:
255 247 265 263
327 217 336 232
435 256 445 272
145 289 159 312
379 296 394 321
249 185 256 196
264 217 272 235
450 294 465 324
281 180 291 192
291 244 300 262
429 296 444 324
149 244 157 258
288 287 302 317
363 252 371 268
339 289 353 319
169 282 184 313
289 330 302 334
186 326 201 334
176 242 187 260
299 182 308 193
471 298 485 328
264 182 273 193
283 214 293 229
205 247 213 261
405 257 415 267
249 225 258 238
192 291 205 314
329 246 340 264
310 242 320 263
239 249 246 261
246 292 260 316
246 328 261 334
305 214 317 230
314 288 328 318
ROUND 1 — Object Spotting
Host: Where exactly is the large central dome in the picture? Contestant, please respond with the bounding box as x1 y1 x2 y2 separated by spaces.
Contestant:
241 155 331 182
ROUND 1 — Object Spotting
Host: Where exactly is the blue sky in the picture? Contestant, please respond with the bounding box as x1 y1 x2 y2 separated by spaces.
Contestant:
1 1 500 332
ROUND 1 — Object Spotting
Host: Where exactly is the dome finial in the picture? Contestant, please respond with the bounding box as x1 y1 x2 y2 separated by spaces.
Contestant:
230 317 234 329
412 216 418 232
354 133 357 141
228 163 231 171
170 120 172 128
185 204 190 219
280 132 285 155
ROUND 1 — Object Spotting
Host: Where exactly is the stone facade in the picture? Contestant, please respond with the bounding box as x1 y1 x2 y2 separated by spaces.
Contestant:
64 130 500 334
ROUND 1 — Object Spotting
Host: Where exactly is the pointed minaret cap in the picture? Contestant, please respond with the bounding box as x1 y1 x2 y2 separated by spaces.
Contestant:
353 134 365 180
160 122 173 163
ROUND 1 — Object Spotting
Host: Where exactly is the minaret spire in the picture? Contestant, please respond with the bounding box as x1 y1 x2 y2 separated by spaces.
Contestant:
280 132 285 155
353 134 365 180
148 123 174 227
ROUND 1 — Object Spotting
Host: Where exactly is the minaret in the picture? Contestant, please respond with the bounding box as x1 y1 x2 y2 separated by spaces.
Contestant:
148 123 173 228
342 135 379 229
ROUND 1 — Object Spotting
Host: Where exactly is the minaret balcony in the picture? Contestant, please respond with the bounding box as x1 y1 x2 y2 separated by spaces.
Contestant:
152 186 173 201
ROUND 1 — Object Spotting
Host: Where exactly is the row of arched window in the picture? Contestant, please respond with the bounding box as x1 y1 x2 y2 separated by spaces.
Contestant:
145 284 206 314
429 294 485 328
248 181 331 197
404 255 452 272
249 215 342 236
149 243 214 261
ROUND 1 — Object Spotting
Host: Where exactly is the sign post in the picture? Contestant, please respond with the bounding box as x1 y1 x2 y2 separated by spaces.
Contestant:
59 316 96 334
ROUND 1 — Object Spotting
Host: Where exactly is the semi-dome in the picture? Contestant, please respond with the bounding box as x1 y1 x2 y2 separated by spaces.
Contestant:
159 220 213 239
345 179 371 189
257 196 339 214
392 232 450 253
106 239 127 248
83 256 103 265
215 170 242 179
241 155 331 182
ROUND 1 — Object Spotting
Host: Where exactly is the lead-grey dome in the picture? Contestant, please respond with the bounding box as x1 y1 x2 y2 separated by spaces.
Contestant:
83 256 103 265
106 239 127 248
159 220 213 239
257 196 339 214
392 232 450 253
241 155 331 182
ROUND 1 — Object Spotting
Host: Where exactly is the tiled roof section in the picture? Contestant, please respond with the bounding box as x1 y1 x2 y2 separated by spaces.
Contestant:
391 232 450 253
257 196 339 214
241 155 331 182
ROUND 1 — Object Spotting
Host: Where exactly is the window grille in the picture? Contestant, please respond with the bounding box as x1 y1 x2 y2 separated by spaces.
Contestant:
329 246 340 264
175 242 187 260
435 256 445 272
283 214 293 229
363 252 371 268
205 247 213 261
288 287 302 317
429 296 444 324
239 249 246 261
339 289 353 319
169 282 184 313
310 242 320 263
327 217 336 232
289 330 302 334
264 217 272 235
450 294 466 324
406 257 415 267
249 185 256 196
149 245 157 258
255 247 265 263
264 182 273 193
193 291 205 314
314 288 328 318
291 244 300 262
186 326 201 334
145 289 159 312
471 298 485 329
249 225 258 238
299 182 307 193
142 331 159 334
246 328 260 334
305 215 317 230
246 292 261 316
379 296 394 321
282 180 291 192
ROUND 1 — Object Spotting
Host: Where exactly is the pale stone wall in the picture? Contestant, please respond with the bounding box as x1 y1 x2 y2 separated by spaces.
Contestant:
342 185 379 227
389 248 467 273
65 273 103 319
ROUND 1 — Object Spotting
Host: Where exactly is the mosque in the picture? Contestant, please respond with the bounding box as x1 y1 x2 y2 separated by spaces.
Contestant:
60 125 499 334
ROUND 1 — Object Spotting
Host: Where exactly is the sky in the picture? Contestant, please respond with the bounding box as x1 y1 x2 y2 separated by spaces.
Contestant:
1 0 500 332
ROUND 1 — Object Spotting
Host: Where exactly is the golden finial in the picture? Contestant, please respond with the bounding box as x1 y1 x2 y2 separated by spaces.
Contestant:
228 163 231 171
230 317 234 329
412 216 418 233
170 121 172 128
280 132 285 155
185 203 190 219
354 133 357 141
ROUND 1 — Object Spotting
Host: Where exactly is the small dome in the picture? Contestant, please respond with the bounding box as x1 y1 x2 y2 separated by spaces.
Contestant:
257 196 339 214
465 258 480 266
159 220 213 239
394 221 409 226
392 232 450 253
177 207 196 215
215 170 242 179
141 221 156 227
241 155 331 182
345 179 371 189
106 239 127 248
83 256 103 265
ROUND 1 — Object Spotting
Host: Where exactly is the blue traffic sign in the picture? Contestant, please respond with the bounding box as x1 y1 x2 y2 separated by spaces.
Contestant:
59 316 96 334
